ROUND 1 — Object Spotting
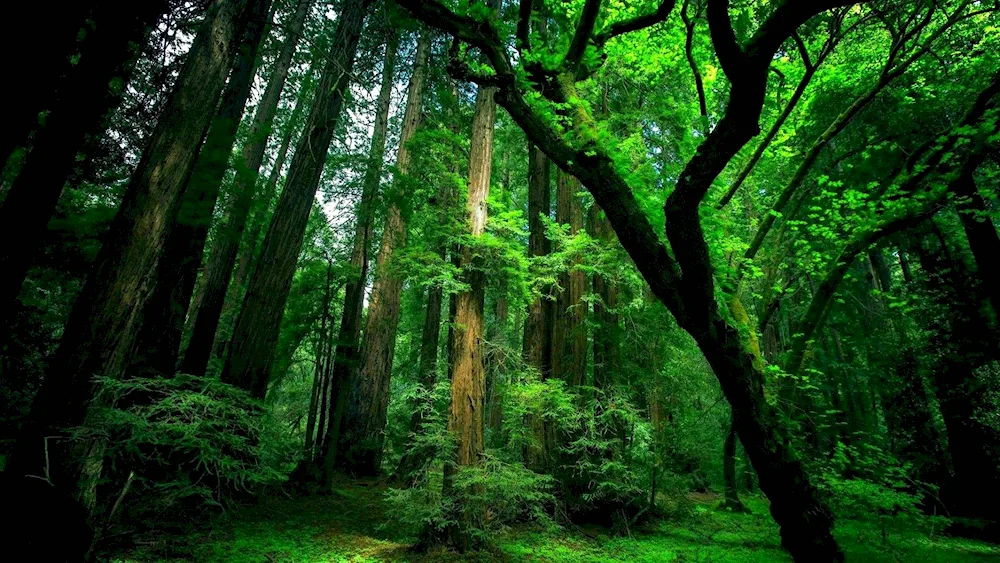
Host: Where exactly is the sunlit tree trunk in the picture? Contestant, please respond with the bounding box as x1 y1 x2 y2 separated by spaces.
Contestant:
443 82 497 550
131 0 273 378
221 0 372 399
180 0 314 376
335 29 429 477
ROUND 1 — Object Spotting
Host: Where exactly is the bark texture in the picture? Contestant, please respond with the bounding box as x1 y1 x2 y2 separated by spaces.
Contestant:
335 30 430 476
131 0 272 378
552 171 587 387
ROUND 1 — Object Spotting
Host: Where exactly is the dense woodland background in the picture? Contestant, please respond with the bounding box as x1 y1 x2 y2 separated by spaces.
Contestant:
1 0 999 561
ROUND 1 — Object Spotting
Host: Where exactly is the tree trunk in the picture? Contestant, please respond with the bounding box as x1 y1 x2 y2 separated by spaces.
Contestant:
588 205 619 389
443 83 497 549
180 0 314 376
334 29 429 477
954 171 1000 320
131 0 272 378
0 1 167 330
221 0 372 400
3 0 257 536
552 171 587 387
522 142 552 470
722 415 746 512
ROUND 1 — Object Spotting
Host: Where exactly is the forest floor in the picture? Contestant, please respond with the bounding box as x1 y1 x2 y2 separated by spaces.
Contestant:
114 480 1000 562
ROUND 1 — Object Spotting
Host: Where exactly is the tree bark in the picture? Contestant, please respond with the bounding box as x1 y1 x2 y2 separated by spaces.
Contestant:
722 415 746 512
522 143 552 470
5 0 257 509
131 0 273 378
221 0 372 400
552 171 587 387
334 29 430 477
443 83 497 549
180 0 314 376
0 1 168 330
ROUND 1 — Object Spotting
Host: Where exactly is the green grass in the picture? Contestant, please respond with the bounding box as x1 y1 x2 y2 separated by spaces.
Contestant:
114 484 1000 562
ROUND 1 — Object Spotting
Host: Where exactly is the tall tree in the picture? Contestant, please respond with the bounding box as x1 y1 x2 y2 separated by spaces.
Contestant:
130 0 274 377
335 29 431 476
3 0 261 543
551 171 587 387
180 0 314 376
0 1 169 329
443 80 497 549
221 0 373 400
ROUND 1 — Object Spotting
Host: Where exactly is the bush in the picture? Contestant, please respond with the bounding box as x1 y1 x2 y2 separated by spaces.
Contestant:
74 374 298 527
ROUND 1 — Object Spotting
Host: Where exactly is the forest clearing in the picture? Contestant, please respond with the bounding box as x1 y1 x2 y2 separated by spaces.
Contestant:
1 0 999 562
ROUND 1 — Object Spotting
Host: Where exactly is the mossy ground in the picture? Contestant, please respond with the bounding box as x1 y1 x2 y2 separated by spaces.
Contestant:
114 482 1000 562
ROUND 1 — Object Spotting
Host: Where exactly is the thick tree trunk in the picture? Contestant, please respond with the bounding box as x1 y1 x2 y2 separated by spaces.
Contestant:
522 143 552 470
221 0 372 399
334 30 429 477
3 5 256 551
552 171 588 387
131 0 272 378
0 1 167 329
588 205 619 389
180 0 314 376
443 83 497 549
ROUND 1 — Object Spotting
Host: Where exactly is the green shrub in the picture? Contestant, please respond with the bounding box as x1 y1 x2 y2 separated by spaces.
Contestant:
74 374 297 522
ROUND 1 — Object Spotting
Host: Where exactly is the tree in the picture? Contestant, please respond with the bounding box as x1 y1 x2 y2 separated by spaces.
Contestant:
180 0 315 377
443 79 497 550
335 28 431 476
221 0 373 400
0 1 169 330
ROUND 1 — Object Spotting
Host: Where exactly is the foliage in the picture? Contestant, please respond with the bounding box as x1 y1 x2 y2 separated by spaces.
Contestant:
74 374 297 521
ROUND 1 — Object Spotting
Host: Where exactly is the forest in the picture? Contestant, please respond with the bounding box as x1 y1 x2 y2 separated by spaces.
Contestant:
1 0 999 561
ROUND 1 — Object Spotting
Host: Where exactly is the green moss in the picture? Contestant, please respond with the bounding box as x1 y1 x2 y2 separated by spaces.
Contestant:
114 484 999 562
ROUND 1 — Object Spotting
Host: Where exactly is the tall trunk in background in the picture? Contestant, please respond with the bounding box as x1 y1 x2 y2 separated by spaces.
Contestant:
444 83 497 548
0 1 168 330
181 0 314 376
305 258 334 454
522 143 552 471
213 61 319 363
0 3 93 167
954 171 1000 319
552 171 587 386
722 416 746 511
221 0 372 400
5 0 254 497
588 205 619 389
335 30 430 477
317 26 401 458
131 0 272 377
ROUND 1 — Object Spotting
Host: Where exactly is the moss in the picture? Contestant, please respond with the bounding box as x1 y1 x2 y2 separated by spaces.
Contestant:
113 483 1000 562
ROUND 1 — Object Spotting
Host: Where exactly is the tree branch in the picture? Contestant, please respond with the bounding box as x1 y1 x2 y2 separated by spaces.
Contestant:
517 0 533 53
594 0 677 47
566 0 602 71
